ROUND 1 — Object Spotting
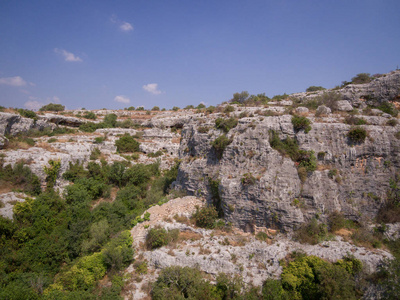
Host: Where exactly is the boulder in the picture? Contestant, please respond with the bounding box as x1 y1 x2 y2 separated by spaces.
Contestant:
336 100 353 111
315 105 331 116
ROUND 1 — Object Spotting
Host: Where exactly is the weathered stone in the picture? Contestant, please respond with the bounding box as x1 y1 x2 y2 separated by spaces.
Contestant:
0 135 8 149
315 105 331 116
38 113 86 127
294 107 309 114
336 100 353 111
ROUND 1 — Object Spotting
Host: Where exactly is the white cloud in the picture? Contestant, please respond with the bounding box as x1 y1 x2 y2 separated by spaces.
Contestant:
54 48 82 62
114 95 130 104
143 83 162 95
120 22 133 32
24 100 43 111
0 76 27 87
110 14 133 32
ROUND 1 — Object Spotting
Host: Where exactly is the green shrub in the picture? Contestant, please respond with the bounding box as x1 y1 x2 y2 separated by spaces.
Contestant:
241 173 257 185
17 109 37 119
47 138 57 143
103 114 118 128
347 127 367 143
115 134 140 153
79 122 100 133
94 136 105 144
151 106 160 111
313 91 341 111
306 86 326 92
377 175 400 223
146 226 179 249
83 111 97 120
192 205 218 229
152 266 216 300
39 103 65 111
215 117 238 133
211 135 232 159
256 231 269 241
0 161 41 195
379 102 398 117
224 105 235 113
351 73 372 84
44 159 61 189
294 218 329 245
90 148 101 160
291 115 312 133
147 151 163 158
198 126 209 133
172 106 180 111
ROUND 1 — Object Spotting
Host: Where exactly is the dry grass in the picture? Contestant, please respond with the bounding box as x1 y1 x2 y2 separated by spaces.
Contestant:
317 164 332 171
179 231 203 242
6 141 33 150
171 137 181 144
36 142 58 152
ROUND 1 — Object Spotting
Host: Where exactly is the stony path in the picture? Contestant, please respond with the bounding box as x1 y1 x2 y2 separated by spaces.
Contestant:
130 196 204 248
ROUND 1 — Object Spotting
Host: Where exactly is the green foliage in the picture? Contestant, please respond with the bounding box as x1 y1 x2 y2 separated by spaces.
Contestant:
0 161 41 195
224 105 235 113
281 255 358 299
291 115 312 133
147 150 163 158
262 279 288 300
378 102 398 117
196 103 206 109
211 135 232 159
377 258 400 300
146 226 179 249
152 266 217 300
185 105 195 109
241 173 257 185
192 205 218 229
43 159 61 189
351 73 372 84
215 117 238 133
256 231 269 242
377 174 400 223
294 218 329 245
94 136 105 144
39 103 65 111
172 106 180 111
102 230 134 271
17 108 37 119
62 161 89 182
231 91 250 104
90 147 101 160
198 126 210 133
115 133 140 153
152 106 160 111
347 126 367 143
312 91 341 111
306 86 326 92
83 111 97 120
269 130 316 179
79 122 100 132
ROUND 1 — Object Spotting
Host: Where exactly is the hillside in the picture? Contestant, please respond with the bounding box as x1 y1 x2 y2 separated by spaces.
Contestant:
0 70 400 299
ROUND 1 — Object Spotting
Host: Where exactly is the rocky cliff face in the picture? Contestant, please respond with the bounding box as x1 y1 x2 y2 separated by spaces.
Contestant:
174 104 400 232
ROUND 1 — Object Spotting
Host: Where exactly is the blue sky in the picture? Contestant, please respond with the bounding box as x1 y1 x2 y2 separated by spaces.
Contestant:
0 0 399 110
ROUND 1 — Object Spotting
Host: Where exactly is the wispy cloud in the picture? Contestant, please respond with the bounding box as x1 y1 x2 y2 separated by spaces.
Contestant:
110 14 134 32
143 83 162 95
54 48 83 62
0 76 27 87
114 95 130 104
24 100 43 110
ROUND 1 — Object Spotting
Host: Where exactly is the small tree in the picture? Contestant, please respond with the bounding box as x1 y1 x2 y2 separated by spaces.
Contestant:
347 127 367 143
231 91 250 104
151 106 160 111
351 73 372 84
115 134 140 153
292 116 312 133
39 103 65 112
192 205 218 228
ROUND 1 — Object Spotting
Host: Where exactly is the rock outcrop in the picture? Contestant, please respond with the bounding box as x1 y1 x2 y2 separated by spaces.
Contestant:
174 113 400 231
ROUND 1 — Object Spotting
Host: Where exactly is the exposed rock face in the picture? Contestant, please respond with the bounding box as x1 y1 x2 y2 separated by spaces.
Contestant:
316 105 331 116
38 113 86 127
0 112 55 136
335 100 353 111
174 114 400 232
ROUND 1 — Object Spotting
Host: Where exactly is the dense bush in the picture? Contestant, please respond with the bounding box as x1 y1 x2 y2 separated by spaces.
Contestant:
211 135 232 159
378 102 398 117
306 86 326 92
377 175 400 223
115 134 140 153
294 218 330 245
311 91 341 111
291 115 312 133
345 115 368 125
39 103 65 111
192 205 218 229
215 117 238 133
17 108 37 119
83 111 97 120
0 161 41 195
230 91 250 104
151 106 160 111
351 73 372 84
347 126 367 143
146 226 179 249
